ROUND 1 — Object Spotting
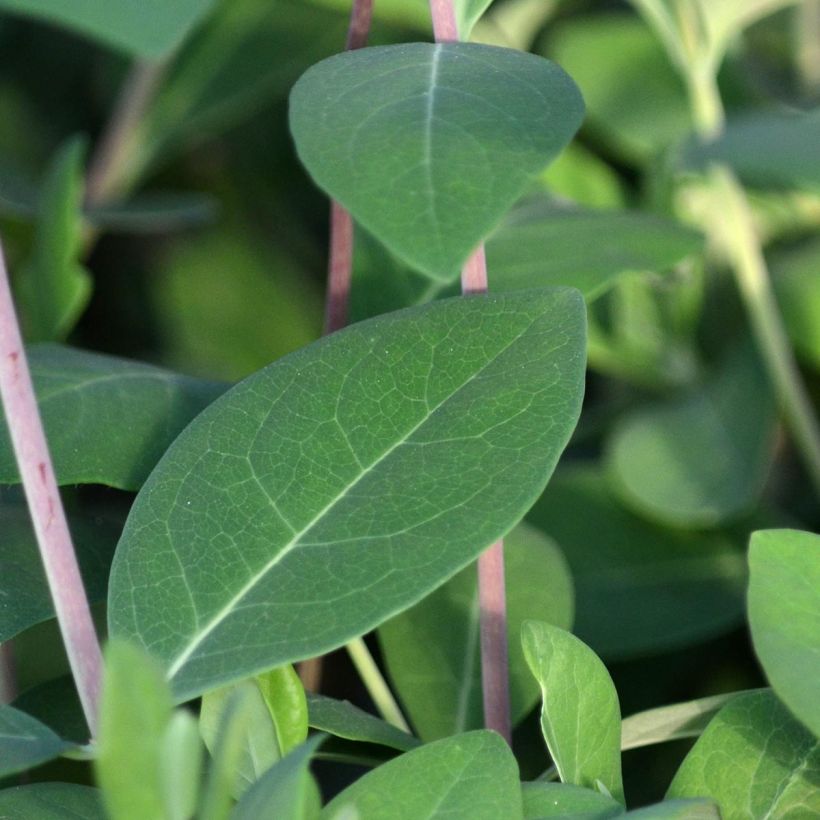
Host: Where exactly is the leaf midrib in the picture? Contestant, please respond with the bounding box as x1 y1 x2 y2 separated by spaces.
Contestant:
166 308 551 680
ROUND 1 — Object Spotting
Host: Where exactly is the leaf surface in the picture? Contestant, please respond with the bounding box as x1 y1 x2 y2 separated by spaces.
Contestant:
0 0 218 58
290 43 583 279
521 782 623 818
108 290 586 701
748 529 820 737
522 621 624 803
667 690 820 817
378 522 573 740
0 784 105 819
321 731 522 820
0 705 70 777
0 344 225 490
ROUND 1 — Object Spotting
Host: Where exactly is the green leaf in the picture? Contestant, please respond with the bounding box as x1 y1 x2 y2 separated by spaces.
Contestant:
522 621 624 804
0 705 70 777
231 735 323 820
0 784 105 819
95 640 174 820
289 43 584 279
108 289 586 702
624 799 718 819
11 676 87 745
321 731 523 820
0 489 121 642
0 344 225 490
378 523 574 740
486 201 703 301
526 467 747 659
667 690 820 817
521 782 623 818
684 109 820 193
15 137 91 343
200 667 308 797
621 691 760 751
306 693 420 753
547 14 689 163
748 529 820 738
606 342 777 527
772 238 820 369
0 0 219 58
539 143 627 209
86 192 217 234
160 711 204 820
456 0 494 38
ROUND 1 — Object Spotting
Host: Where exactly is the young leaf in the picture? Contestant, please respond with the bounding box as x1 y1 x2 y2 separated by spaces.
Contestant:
456 0 493 39
667 690 820 816
521 782 623 819
321 731 523 819
0 784 105 819
0 344 225 490
0 489 120 642
748 529 820 738
0 704 70 777
621 690 761 751
15 137 91 343
231 735 323 820
200 666 308 797
0 0 219 58
289 43 584 279
306 693 420 753
95 640 174 820
378 523 574 740
526 467 747 659
108 290 586 702
522 621 624 804
606 342 777 528
160 711 204 820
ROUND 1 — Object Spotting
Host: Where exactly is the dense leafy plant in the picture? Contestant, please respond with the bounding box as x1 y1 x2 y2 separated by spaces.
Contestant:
0 0 818 817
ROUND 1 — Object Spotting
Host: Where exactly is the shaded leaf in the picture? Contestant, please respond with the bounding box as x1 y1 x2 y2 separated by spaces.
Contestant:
0 705 70 778
290 43 583 279
86 192 217 233
521 782 623 818
606 342 777 527
108 290 586 702
522 621 624 804
667 690 820 817
0 784 105 819
306 693 420 753
0 0 219 58
0 344 225 490
526 467 747 659
321 731 522 819
378 522 574 740
748 529 820 738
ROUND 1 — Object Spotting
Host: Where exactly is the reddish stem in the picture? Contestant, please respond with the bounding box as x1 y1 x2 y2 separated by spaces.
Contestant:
0 241 102 737
430 0 459 41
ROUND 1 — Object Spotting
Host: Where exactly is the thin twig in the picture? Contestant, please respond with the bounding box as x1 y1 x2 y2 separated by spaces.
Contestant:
0 240 102 737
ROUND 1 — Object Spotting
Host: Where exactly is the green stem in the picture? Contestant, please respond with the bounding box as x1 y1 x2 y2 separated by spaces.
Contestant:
686 63 725 139
709 166 820 497
345 638 411 733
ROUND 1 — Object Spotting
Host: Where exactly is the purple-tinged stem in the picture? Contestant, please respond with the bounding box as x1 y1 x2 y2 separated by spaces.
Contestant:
0 241 102 738
430 0 459 41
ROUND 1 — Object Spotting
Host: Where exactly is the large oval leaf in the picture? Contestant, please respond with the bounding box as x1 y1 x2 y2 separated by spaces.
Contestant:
108 290 586 701
289 43 584 279
378 522 573 740
748 529 820 738
0 344 225 490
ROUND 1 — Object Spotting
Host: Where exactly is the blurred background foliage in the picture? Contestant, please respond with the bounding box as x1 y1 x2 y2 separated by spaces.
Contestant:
1 0 819 807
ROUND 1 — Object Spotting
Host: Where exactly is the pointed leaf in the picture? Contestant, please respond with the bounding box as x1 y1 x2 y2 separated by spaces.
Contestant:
290 43 584 279
378 523 574 740
15 137 90 343
0 0 219 58
522 621 624 803
306 693 420 753
521 782 623 818
748 529 820 737
0 784 105 819
606 343 777 527
231 735 323 820
0 344 225 490
0 705 70 777
95 641 174 820
108 290 586 701
321 731 523 820
667 690 820 817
